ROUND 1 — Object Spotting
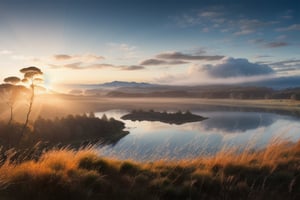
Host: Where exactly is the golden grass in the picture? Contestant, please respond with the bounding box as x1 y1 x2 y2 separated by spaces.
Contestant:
0 140 299 199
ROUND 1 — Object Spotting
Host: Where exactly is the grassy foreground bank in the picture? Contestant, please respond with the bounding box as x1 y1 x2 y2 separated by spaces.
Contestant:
0 141 299 200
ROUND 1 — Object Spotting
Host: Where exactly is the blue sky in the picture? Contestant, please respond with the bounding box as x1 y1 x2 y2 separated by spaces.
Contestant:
0 0 299 89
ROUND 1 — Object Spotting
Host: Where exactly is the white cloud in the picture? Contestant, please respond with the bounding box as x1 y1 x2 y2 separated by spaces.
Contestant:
11 55 33 61
0 50 13 55
194 57 274 78
155 57 276 85
276 24 300 32
234 29 254 36
107 43 138 59
199 11 222 18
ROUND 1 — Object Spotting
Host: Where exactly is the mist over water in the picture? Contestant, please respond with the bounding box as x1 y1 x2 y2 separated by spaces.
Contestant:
95 109 300 161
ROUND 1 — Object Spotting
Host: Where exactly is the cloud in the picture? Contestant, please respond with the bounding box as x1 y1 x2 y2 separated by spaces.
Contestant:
270 59 300 66
69 89 83 95
0 50 13 55
249 39 289 48
63 62 83 69
118 43 136 52
11 55 33 61
281 15 293 19
275 67 298 72
280 10 294 20
234 19 271 36
254 55 273 59
199 11 222 18
192 57 274 78
173 6 226 28
53 54 104 62
268 59 300 73
264 42 289 48
156 52 224 61
107 43 138 59
140 58 188 66
49 62 113 70
120 65 145 70
234 29 254 36
277 24 300 31
174 6 282 39
49 62 145 71
174 14 200 27
276 35 287 40
54 54 72 60
155 57 276 85
248 38 265 44
139 51 223 67
202 27 210 32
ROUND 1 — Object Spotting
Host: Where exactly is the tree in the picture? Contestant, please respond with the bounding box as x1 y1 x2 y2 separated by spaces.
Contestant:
19 66 44 134
1 76 23 124
101 114 108 121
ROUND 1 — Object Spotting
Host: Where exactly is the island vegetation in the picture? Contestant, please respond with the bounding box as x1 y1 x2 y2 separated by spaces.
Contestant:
121 109 207 124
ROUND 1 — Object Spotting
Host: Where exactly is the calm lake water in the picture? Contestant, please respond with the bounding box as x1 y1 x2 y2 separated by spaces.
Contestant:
95 109 300 161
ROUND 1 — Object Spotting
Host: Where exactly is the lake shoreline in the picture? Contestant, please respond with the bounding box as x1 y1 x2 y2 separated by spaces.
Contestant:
1 96 300 121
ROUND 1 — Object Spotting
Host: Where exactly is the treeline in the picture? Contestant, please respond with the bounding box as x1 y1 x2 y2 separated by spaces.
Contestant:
0 114 128 148
104 86 300 100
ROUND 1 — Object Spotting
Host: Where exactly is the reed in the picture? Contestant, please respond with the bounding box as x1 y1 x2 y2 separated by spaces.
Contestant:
0 139 299 199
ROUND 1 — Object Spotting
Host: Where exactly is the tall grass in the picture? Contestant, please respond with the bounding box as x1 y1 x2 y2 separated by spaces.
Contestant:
0 140 299 200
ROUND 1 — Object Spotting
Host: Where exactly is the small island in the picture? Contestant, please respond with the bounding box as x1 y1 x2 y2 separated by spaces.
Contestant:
121 110 207 125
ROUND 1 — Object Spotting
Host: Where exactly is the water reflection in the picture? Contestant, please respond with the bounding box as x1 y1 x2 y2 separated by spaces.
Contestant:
95 109 300 161
194 112 275 133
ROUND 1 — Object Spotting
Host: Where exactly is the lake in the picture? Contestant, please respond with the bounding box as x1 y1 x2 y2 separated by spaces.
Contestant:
95 109 300 161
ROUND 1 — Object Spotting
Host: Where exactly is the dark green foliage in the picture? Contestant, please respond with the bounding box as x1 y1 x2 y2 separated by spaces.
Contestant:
33 114 127 145
0 114 128 149
120 161 140 176
78 156 117 175
121 109 207 125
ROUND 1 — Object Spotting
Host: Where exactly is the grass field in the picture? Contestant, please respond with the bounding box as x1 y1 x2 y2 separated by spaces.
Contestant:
0 139 299 200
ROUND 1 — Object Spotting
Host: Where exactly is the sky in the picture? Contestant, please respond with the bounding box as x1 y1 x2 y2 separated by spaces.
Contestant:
0 0 299 90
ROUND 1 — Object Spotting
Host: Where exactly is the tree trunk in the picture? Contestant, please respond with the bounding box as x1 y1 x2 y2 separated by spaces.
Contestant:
8 105 13 124
21 84 34 136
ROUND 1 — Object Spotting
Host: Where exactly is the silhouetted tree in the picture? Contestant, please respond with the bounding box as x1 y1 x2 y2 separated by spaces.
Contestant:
88 112 95 118
20 66 44 134
2 77 23 124
101 114 108 121
185 110 191 115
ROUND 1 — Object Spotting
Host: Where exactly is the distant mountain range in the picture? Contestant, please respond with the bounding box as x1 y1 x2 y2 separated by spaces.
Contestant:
64 76 300 100
96 76 300 90
241 76 300 89
68 76 300 91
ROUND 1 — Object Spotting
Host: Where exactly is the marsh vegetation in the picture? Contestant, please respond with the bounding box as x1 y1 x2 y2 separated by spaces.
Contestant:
0 140 299 200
